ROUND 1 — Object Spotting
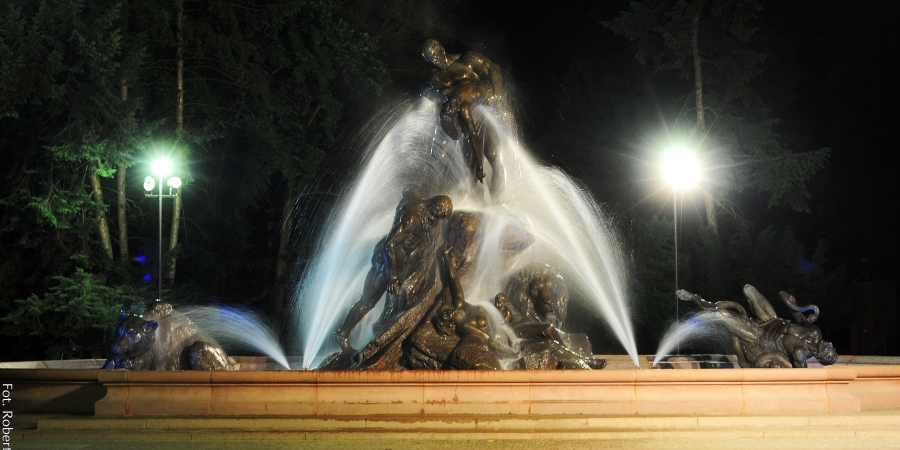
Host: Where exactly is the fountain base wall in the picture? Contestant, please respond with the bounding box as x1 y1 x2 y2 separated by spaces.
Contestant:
5 364 900 417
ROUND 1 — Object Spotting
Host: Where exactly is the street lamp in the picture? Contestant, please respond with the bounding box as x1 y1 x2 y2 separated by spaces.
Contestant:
662 146 700 351
144 157 181 302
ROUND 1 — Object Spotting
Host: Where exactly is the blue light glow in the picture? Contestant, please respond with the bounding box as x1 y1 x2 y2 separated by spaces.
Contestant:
134 254 147 264
796 258 814 274
142 273 152 283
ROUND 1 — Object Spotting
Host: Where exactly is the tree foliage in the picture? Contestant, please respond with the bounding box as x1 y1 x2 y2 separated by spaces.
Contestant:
1 266 144 339
0 0 456 360
0 0 148 309
605 0 830 214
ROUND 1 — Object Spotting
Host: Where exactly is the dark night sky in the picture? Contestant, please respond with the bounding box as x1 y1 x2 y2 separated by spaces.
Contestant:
462 0 608 137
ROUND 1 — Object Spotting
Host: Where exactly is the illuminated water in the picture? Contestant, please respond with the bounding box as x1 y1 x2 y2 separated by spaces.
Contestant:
291 97 638 369
651 312 725 367
181 305 290 370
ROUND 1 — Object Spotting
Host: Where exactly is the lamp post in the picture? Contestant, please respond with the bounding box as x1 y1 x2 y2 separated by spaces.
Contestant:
144 158 181 302
662 146 700 352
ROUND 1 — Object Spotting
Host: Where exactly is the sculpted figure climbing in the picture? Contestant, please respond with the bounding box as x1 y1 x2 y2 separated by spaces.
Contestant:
423 39 506 191
334 192 453 353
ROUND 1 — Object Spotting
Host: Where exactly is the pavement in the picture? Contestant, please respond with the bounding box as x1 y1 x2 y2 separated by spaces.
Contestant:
9 410 900 449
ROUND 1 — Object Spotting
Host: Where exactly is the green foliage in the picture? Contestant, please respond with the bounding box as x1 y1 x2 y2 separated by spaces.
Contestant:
0 0 150 271
1 0 428 361
748 146 830 212
133 0 393 302
728 225 845 317
0 265 145 345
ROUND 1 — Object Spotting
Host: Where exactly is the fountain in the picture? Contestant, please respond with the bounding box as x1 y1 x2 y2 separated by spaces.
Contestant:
180 305 291 370
289 38 637 371
650 312 726 368
4 41 896 430
98 38 837 375
655 285 839 368
102 301 233 371
50 37 633 377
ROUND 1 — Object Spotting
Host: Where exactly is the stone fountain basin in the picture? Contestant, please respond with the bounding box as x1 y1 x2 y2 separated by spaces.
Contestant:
3 356 900 417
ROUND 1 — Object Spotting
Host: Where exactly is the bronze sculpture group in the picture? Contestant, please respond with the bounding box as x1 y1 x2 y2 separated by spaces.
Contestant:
103 40 838 372
322 41 603 370
322 193 604 370
104 302 232 371
677 285 838 368
326 40 839 371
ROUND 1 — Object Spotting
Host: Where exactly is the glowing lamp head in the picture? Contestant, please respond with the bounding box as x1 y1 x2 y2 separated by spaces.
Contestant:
167 176 182 189
152 158 173 177
143 176 155 192
663 146 700 190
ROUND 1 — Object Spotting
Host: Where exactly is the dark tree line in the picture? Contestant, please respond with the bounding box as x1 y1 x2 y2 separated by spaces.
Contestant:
534 0 898 354
0 0 462 360
1 0 896 360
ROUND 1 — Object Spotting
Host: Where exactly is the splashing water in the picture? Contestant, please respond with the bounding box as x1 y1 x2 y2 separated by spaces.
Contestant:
181 305 290 370
292 97 638 369
290 99 471 369
652 311 726 367
455 209 526 368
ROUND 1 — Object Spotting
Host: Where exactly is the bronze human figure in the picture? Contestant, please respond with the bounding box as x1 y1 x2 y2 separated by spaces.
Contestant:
504 264 568 328
334 193 453 353
325 196 605 371
402 243 502 370
437 244 502 369
423 39 505 189
499 265 605 370
383 194 452 296
678 285 838 368
333 235 390 353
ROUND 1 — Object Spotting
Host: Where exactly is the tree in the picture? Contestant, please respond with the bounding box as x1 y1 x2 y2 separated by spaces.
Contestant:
1 263 145 359
0 0 155 360
605 0 830 233
0 0 147 266
120 0 389 324
167 0 185 282
1 0 458 360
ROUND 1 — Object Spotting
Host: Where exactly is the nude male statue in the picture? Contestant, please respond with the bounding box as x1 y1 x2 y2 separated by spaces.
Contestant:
382 194 452 295
334 194 452 352
435 243 502 369
423 39 505 188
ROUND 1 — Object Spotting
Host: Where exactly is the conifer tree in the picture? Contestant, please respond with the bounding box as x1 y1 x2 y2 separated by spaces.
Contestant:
606 0 830 233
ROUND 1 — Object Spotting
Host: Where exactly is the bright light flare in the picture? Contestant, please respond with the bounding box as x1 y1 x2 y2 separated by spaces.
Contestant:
663 146 700 190
167 176 182 189
143 176 155 192
152 158 173 177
